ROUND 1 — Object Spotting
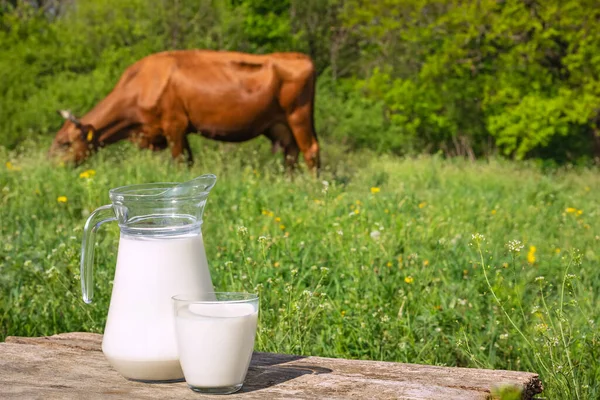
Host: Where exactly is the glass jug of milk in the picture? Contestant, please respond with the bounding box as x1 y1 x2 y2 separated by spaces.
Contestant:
80 174 217 382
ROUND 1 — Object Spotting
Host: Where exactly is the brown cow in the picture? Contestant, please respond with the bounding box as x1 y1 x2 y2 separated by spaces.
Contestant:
49 50 320 173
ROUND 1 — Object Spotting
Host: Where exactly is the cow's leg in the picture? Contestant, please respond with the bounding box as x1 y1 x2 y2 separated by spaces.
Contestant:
284 140 300 172
163 116 191 165
266 123 298 172
182 135 194 167
286 109 320 175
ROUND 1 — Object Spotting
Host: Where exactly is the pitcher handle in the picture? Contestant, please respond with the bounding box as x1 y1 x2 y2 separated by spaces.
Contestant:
80 204 116 304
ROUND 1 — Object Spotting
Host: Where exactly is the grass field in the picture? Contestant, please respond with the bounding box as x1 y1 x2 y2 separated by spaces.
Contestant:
1 137 599 399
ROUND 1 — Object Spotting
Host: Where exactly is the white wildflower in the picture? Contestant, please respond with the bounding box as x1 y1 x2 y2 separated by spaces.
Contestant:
506 239 524 253
370 230 381 240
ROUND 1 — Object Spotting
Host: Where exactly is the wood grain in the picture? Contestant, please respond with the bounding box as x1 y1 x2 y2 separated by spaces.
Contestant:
0 333 543 399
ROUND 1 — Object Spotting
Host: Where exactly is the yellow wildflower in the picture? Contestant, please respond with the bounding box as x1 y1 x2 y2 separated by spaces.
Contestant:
565 207 577 214
268 211 274 217
273 262 280 268
555 248 561 254
404 276 414 284
356 200 362 205
386 261 392 267
5 161 21 171
384 209 389 214
284 231 290 237
354 209 360 215
79 169 96 179
261 210 268 215
423 259 429 267
279 224 285 230
341 310 346 317
275 217 281 222
585 186 590 192
418 202 427 209
57 196 68 203
370 187 380 194
491 209 497 215
576 210 583 216
527 246 536 264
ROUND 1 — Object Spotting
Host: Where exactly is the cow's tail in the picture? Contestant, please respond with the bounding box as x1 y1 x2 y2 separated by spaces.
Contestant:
309 66 318 142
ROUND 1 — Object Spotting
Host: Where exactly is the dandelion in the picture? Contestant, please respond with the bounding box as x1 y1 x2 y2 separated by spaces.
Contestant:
555 248 561 254
370 187 380 194
370 230 381 240
418 202 427 209
354 209 360 215
576 209 583 216
404 276 414 284
423 259 429 267
5 161 21 171
57 196 68 203
341 310 346 317
384 209 389 213
79 169 96 179
279 224 286 230
386 261 392 267
506 239 524 253
491 209 497 215
275 217 281 222
273 262 280 268
527 246 536 264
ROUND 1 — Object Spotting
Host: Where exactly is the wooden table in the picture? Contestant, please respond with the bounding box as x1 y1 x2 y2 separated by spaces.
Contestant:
0 333 543 399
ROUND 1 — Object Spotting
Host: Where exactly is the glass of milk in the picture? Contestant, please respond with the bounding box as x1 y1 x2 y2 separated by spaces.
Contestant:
172 292 259 394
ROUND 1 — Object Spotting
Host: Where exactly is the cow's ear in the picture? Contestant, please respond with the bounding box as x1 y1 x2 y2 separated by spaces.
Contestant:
80 125 96 143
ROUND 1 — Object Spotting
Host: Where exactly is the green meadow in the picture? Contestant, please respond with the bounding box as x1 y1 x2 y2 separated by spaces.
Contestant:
1 138 598 398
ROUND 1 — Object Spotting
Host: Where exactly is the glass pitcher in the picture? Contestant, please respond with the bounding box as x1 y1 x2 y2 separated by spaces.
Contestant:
80 174 217 382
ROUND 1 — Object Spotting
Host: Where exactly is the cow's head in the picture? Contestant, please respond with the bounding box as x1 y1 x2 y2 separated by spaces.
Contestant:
49 110 98 165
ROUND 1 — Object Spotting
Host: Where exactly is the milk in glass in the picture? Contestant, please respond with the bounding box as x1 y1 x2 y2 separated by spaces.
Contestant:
175 303 258 388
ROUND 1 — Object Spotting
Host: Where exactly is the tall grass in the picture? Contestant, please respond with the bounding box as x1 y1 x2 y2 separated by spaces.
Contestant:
1 137 599 398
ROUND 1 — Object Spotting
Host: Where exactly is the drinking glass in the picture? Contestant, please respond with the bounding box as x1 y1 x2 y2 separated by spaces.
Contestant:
172 292 259 394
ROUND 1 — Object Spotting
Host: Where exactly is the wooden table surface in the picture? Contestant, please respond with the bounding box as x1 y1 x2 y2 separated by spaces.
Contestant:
0 332 543 399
